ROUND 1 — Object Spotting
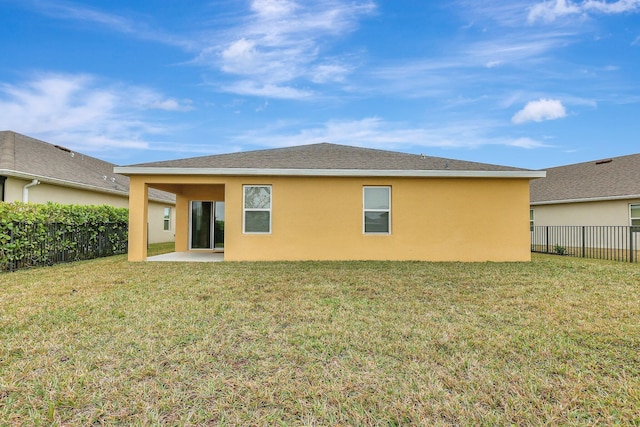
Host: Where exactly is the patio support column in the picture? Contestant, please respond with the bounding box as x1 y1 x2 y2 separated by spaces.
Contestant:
128 177 149 262
175 194 189 252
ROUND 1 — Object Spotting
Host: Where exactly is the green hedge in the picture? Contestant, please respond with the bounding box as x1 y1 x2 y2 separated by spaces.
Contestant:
0 202 128 272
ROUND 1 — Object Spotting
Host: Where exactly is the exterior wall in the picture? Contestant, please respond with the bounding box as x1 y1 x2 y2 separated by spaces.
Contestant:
130 175 532 262
530 199 640 253
8 177 129 206
4 178 22 202
4 176 174 244
148 203 175 244
531 199 640 227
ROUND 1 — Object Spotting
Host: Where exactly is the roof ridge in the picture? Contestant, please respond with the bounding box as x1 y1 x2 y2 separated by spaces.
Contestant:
539 151 640 171
124 141 529 172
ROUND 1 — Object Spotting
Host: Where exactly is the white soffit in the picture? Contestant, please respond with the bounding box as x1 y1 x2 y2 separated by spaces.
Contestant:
114 167 546 179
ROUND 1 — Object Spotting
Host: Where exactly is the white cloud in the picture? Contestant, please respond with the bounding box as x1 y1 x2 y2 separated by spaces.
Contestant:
197 0 375 96
0 73 191 153
147 98 194 111
528 0 640 23
230 117 451 148
368 30 575 99
583 0 640 14
221 38 258 73
310 118 431 146
465 33 576 70
230 116 550 153
509 137 550 148
310 63 352 83
561 95 597 107
455 1 532 28
250 0 298 17
512 98 567 123
528 0 581 23
24 0 193 49
221 81 314 99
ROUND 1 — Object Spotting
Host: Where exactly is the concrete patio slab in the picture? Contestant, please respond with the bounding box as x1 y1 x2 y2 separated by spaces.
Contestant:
147 252 224 262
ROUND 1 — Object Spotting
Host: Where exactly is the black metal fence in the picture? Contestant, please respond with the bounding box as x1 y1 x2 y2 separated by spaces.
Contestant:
531 226 640 263
1 221 128 272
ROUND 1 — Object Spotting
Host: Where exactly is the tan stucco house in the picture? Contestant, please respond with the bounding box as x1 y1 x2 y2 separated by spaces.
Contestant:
530 153 640 228
0 131 176 244
115 143 544 262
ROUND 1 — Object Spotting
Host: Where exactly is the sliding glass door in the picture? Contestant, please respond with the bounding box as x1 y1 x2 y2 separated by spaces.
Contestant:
190 201 224 250
214 202 224 249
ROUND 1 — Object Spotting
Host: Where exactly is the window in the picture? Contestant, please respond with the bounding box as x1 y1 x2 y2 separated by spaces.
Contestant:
631 204 640 226
163 207 171 231
530 209 534 231
244 185 271 233
363 186 391 234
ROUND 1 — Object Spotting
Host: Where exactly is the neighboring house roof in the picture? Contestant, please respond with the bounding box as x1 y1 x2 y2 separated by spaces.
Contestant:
0 131 175 204
530 153 640 205
117 143 545 178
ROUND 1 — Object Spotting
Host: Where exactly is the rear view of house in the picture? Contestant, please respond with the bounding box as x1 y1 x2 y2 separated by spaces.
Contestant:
530 153 640 261
116 143 544 262
0 131 176 244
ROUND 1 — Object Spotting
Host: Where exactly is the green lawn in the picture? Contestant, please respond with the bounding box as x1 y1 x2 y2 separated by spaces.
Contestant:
1 248 639 426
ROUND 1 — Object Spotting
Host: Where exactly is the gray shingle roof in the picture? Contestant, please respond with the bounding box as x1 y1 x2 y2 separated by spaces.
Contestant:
0 131 175 203
530 153 640 203
128 142 528 172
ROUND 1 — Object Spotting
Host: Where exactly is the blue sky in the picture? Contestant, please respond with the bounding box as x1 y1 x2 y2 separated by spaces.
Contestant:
0 0 639 169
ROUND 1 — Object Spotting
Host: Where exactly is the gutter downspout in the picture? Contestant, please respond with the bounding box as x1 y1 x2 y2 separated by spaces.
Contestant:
0 176 6 202
22 179 40 203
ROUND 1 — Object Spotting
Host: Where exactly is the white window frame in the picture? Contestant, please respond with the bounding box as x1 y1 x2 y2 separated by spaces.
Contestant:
530 209 534 232
363 186 391 235
243 185 272 234
630 203 640 226
163 207 171 232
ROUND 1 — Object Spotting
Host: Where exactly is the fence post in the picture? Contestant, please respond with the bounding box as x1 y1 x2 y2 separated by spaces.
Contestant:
545 226 549 254
631 227 635 263
9 226 14 272
581 226 586 258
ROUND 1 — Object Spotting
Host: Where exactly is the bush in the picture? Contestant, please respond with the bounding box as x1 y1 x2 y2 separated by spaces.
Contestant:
0 202 128 271
554 244 567 255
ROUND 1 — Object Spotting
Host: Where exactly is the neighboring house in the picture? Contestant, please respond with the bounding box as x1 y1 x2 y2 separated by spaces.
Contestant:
530 153 640 228
0 131 176 244
115 143 544 262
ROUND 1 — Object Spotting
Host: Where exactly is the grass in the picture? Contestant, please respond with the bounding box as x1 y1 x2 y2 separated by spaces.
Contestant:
1 247 639 426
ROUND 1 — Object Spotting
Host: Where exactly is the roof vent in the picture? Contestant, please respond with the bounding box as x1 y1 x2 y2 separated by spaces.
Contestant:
595 159 612 165
54 145 71 153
